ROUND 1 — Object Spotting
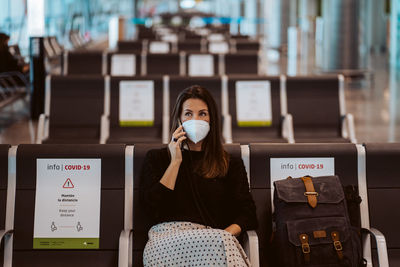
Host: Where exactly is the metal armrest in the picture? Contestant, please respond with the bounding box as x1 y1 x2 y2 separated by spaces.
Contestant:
118 229 133 267
361 227 389 267
0 229 14 248
342 113 357 143
100 114 110 144
243 230 259 267
36 114 49 144
282 114 295 143
222 114 233 144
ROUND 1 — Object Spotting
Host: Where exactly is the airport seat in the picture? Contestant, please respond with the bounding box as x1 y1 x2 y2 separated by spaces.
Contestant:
177 40 204 52
7 144 131 267
133 143 259 267
185 53 220 76
285 75 356 143
62 51 104 75
365 143 400 266
36 75 105 144
246 143 388 267
105 52 142 76
224 52 259 75
227 75 293 144
145 53 181 75
233 40 261 52
101 76 164 144
117 40 146 53
0 145 9 232
137 25 156 40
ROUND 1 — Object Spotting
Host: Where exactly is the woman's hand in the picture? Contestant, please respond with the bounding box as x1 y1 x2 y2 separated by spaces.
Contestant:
224 224 242 237
168 125 187 164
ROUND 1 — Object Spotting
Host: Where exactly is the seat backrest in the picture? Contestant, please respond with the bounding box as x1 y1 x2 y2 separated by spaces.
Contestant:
224 52 259 75
13 144 126 267
146 53 181 75
177 40 203 52
107 76 164 143
64 51 104 75
248 143 359 266
106 52 142 76
364 143 400 266
286 76 342 133
0 145 9 231
47 75 105 141
132 143 167 267
228 75 282 143
234 40 260 52
117 40 144 52
168 75 223 118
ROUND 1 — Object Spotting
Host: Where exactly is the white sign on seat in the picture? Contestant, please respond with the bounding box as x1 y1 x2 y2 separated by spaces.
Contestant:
161 34 178 43
111 54 136 76
209 42 229 54
235 81 272 126
188 54 214 76
208 33 225 42
149 41 170 53
119 80 155 126
34 158 102 249
270 157 335 212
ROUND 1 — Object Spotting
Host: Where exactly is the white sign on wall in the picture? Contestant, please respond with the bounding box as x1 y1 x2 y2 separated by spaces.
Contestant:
111 54 136 76
34 158 102 249
188 54 214 76
119 80 154 126
236 81 272 126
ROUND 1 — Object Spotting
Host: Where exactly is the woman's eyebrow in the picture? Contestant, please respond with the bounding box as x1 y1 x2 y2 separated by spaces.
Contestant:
199 109 208 112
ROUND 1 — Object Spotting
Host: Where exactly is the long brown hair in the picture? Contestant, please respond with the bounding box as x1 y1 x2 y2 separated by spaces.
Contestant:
170 85 229 178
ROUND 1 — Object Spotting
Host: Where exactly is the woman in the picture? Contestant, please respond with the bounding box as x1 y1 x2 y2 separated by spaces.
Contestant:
140 85 258 266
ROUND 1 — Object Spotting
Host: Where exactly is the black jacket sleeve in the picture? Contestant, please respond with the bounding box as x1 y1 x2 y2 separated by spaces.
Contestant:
139 149 174 222
229 157 258 232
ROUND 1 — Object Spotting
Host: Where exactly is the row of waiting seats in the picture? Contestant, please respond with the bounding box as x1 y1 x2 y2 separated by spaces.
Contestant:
0 72 29 110
117 38 260 54
62 50 260 76
0 143 394 266
36 74 356 145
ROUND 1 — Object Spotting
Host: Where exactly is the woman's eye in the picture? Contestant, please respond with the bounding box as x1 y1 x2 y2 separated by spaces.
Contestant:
200 112 207 116
185 112 192 116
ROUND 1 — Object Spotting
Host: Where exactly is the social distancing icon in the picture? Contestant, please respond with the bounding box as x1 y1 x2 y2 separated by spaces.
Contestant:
62 178 74 188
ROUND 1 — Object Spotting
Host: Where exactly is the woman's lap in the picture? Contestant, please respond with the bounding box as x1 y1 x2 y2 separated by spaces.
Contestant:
143 221 250 267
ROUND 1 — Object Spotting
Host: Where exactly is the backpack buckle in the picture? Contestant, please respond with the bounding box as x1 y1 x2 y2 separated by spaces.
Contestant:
301 243 311 254
299 234 311 263
304 192 319 196
333 240 343 251
331 231 344 260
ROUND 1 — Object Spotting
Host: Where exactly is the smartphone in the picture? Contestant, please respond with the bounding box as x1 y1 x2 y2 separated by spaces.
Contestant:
177 120 185 151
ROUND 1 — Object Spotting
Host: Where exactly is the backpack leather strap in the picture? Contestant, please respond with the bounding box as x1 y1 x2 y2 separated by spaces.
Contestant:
299 234 310 263
331 231 344 260
301 176 318 208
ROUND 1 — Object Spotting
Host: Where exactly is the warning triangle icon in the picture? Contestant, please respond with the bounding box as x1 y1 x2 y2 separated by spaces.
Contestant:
63 178 74 189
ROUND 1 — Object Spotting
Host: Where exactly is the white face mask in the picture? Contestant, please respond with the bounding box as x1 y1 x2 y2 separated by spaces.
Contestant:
182 120 210 144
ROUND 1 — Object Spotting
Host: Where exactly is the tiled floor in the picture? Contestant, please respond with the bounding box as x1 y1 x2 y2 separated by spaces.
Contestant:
1 43 400 145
